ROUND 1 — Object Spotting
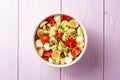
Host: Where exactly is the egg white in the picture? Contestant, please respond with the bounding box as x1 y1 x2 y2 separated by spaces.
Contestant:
69 20 79 28
77 27 84 36
61 20 69 31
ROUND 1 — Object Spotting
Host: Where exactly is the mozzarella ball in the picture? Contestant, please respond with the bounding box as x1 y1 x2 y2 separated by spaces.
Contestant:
54 15 61 22
36 39 43 48
68 52 74 58
48 57 54 63
65 57 73 64
44 43 50 50
76 36 84 42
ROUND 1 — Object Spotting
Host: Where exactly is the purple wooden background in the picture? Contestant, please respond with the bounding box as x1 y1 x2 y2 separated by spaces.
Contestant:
0 0 120 80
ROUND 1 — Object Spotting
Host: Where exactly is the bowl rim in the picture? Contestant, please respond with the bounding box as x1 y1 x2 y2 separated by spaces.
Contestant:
33 13 88 68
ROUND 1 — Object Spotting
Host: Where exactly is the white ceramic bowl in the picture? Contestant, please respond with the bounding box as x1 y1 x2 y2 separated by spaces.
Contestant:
33 13 87 68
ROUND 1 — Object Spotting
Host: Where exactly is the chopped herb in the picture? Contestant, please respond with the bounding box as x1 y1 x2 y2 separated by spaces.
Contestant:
64 47 69 52
65 24 69 28
61 40 65 43
45 24 50 31
65 36 69 40
42 33 46 36
53 48 57 53
56 43 59 47
64 32 69 35
77 42 81 46
57 25 64 30
74 32 78 37
52 61 57 64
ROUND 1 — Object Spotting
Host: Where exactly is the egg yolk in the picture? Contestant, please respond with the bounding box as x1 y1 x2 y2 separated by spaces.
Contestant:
70 21 76 27
53 52 59 57
79 28 83 34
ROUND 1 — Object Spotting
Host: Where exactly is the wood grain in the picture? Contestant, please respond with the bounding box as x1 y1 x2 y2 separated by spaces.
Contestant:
1 0 120 80
0 0 18 80
19 0 61 80
61 0 104 80
105 0 120 80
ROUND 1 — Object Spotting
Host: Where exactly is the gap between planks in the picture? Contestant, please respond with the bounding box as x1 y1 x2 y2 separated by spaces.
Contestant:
17 0 20 80
60 0 62 80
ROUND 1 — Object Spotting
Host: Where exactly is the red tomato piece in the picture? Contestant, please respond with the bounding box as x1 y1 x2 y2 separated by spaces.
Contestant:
71 47 81 57
56 32 63 41
62 15 72 21
65 38 76 48
46 16 56 26
43 50 52 57
39 34 50 44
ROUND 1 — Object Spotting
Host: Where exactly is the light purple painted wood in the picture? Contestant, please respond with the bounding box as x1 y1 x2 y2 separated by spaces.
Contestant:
1 0 120 80
61 0 103 80
19 0 61 80
0 0 18 80
105 0 120 80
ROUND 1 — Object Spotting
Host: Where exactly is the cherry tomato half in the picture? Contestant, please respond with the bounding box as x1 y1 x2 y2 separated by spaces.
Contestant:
65 38 76 48
43 50 52 57
39 34 50 44
62 15 72 21
46 16 56 26
71 47 81 57
56 32 63 41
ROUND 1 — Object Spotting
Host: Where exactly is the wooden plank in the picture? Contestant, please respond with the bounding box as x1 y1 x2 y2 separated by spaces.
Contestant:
105 0 120 80
61 0 103 80
0 0 18 80
19 0 61 80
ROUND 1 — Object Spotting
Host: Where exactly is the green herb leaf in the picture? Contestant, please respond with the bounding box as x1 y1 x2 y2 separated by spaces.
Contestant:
77 42 81 46
42 33 46 36
45 24 50 31
64 32 69 35
64 47 69 52
57 25 64 30
61 40 65 43
56 43 59 47
52 61 57 64
53 48 57 53
74 33 78 37
65 24 69 28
